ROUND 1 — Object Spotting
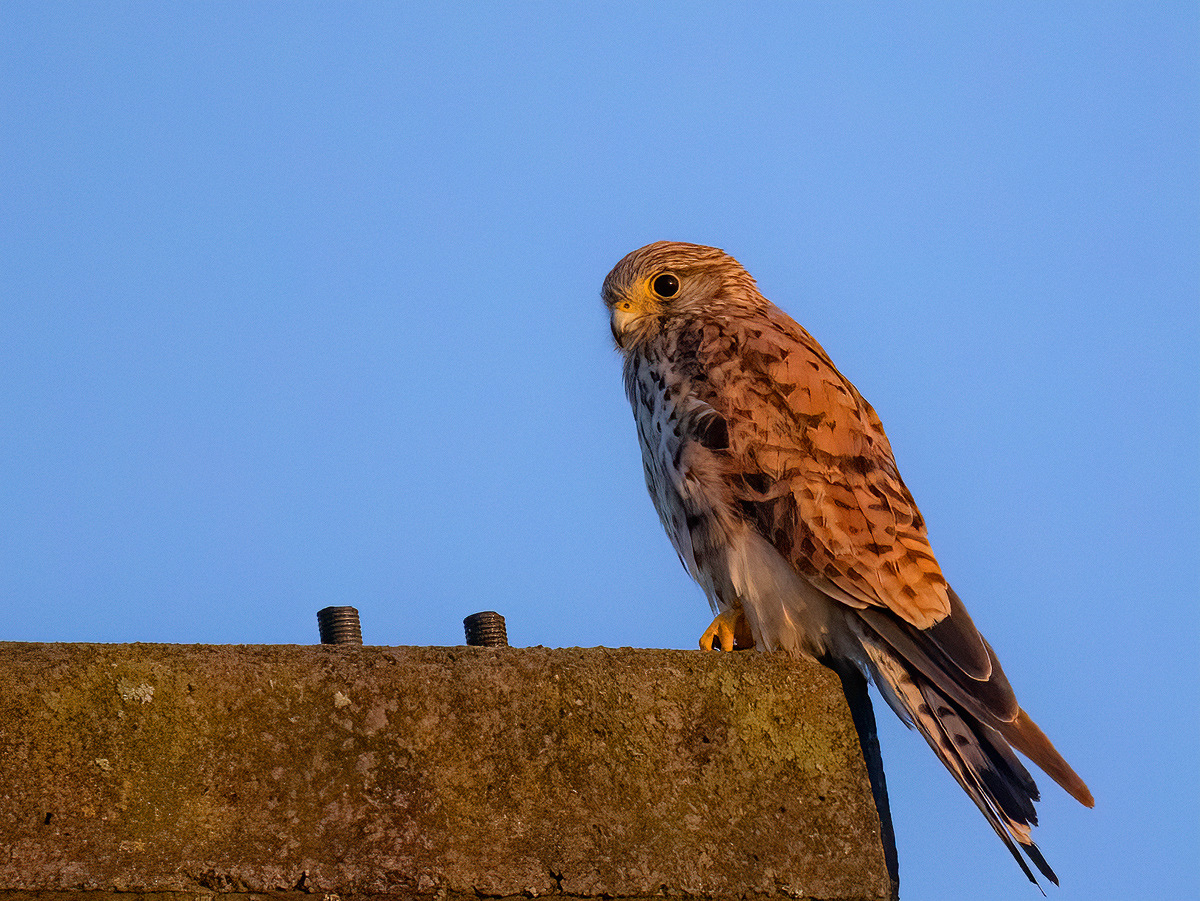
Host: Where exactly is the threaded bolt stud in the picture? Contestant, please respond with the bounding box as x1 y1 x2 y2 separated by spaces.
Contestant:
317 606 363 645
463 611 508 647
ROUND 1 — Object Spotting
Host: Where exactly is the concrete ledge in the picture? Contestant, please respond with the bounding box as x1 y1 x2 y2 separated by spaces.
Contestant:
0 643 892 901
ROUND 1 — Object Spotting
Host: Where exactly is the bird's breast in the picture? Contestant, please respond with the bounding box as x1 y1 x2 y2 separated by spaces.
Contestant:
624 353 738 600
626 355 691 528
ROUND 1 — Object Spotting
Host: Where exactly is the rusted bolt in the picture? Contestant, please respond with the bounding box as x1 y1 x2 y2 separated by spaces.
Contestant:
463 611 508 647
317 606 363 645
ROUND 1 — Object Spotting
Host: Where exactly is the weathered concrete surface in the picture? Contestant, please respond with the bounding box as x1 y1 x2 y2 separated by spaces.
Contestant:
0 643 893 901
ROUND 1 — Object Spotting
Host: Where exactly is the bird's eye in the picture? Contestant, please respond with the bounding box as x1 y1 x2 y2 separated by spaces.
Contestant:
651 273 680 298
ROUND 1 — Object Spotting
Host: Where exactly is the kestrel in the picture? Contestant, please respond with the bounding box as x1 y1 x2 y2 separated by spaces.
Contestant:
603 241 1092 888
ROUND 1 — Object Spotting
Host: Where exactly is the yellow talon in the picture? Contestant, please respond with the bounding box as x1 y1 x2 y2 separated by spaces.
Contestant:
700 608 753 652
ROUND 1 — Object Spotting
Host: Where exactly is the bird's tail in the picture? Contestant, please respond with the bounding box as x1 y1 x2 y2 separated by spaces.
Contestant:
857 634 1062 890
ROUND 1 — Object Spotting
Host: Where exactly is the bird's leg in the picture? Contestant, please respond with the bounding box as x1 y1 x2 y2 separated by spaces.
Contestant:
699 607 753 651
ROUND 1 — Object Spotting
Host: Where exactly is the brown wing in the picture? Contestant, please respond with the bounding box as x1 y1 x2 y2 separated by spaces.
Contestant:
695 304 952 631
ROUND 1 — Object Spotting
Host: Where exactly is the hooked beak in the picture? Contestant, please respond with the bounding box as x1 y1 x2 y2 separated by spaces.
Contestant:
610 300 639 349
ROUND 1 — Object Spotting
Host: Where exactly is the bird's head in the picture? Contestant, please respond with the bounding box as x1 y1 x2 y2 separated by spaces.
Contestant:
602 241 762 351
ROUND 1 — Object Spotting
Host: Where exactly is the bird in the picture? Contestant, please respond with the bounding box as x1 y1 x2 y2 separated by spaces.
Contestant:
602 240 1093 889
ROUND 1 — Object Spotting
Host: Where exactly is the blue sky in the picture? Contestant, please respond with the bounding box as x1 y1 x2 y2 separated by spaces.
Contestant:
2 4 1197 899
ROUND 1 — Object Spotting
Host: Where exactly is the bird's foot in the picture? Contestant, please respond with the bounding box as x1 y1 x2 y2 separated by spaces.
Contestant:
700 608 753 651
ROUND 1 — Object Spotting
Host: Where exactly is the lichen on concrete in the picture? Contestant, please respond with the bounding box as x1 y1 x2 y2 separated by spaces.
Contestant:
0 643 892 901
